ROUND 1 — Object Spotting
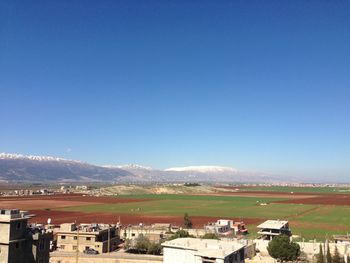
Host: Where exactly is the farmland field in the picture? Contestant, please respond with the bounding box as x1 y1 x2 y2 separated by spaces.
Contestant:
1 186 350 241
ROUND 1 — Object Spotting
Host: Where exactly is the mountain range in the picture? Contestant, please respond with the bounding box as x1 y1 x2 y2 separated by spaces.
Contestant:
0 153 274 183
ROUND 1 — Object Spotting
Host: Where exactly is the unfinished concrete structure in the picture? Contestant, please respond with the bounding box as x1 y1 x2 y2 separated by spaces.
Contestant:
123 223 172 242
56 223 120 254
257 220 291 240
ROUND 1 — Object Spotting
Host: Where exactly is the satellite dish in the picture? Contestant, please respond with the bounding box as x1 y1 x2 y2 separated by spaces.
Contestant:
47 218 52 224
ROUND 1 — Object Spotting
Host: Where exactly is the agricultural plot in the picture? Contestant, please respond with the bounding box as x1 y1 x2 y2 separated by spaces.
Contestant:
1 186 349 241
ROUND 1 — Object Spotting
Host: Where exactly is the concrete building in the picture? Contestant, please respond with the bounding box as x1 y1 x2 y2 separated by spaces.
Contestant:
0 208 52 263
162 237 245 263
56 223 120 254
123 223 172 242
257 220 291 240
205 219 233 236
205 219 248 236
27 224 53 263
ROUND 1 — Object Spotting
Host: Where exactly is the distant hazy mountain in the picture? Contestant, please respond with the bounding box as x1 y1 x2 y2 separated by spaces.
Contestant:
0 153 131 182
0 153 274 183
110 164 274 183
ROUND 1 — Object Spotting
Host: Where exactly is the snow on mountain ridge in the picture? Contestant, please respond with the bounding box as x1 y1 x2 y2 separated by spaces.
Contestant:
164 165 239 173
0 153 83 163
105 164 153 170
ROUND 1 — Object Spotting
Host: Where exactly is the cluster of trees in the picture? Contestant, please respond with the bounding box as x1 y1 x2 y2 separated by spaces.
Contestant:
267 235 301 262
267 236 349 263
316 243 348 263
167 229 193 240
183 183 201 187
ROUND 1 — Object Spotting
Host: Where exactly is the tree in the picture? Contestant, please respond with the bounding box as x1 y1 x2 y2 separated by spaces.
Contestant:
332 246 342 263
124 239 132 251
326 243 332 263
134 236 151 253
183 213 193 228
147 242 162 255
201 233 219 239
267 235 301 263
316 244 325 263
126 236 163 255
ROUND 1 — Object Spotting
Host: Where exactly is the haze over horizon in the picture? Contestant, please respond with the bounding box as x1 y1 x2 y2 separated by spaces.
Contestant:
1 1 350 181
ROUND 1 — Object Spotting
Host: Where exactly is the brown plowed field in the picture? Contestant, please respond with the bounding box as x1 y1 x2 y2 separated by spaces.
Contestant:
273 194 350 206
28 209 261 227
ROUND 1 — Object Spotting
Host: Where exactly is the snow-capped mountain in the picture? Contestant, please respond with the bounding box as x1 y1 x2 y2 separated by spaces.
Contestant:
0 153 77 163
0 153 275 183
106 164 153 171
165 165 239 173
0 153 131 182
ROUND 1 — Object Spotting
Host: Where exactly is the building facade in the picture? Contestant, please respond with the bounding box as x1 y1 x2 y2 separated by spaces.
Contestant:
56 223 120 254
0 209 52 263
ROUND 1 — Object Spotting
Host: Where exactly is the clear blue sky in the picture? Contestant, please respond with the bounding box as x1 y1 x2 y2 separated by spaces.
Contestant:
1 1 349 180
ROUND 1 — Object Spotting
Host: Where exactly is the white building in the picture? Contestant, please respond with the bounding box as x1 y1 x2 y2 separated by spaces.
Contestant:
162 238 245 263
205 219 233 235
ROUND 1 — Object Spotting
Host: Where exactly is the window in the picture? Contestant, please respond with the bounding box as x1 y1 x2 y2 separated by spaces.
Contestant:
15 243 20 249
86 237 91 241
74 236 77 240
73 246 78 250
61 236 66 240
60 245 65 250
16 222 21 229
131 233 135 237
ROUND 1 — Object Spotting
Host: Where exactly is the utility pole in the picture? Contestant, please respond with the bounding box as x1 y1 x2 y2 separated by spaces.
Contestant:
75 227 79 263
108 226 110 253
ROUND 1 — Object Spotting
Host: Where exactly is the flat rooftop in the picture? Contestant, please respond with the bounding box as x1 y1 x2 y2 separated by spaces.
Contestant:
58 223 116 234
0 208 32 221
257 220 289 230
162 238 245 259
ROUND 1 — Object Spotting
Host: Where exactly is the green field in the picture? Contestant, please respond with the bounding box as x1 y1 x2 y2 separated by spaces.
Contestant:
238 186 350 194
58 193 350 241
